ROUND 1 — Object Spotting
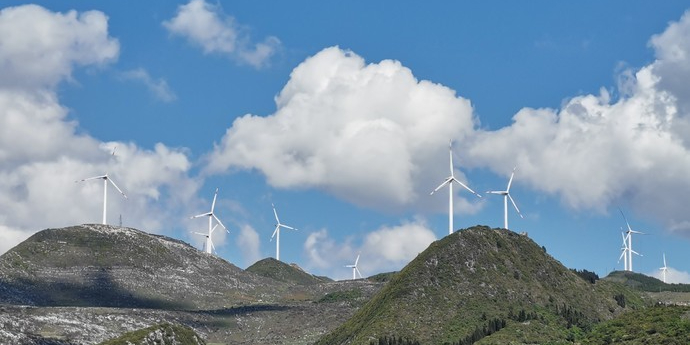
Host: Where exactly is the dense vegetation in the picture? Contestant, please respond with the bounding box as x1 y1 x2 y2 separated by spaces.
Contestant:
583 305 690 344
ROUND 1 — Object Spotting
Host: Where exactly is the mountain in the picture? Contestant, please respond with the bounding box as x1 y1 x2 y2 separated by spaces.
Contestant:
0 224 387 344
583 304 690 344
604 270 690 292
0 224 281 309
317 225 645 345
247 257 328 285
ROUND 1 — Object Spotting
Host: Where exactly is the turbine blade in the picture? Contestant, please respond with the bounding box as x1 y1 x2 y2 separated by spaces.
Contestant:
210 240 216 253
355 254 360 266
210 224 218 235
280 224 297 231
618 249 626 263
451 177 482 198
271 226 279 240
506 167 516 191
107 177 128 199
190 212 211 219
272 203 280 223
192 232 206 236
211 188 219 212
663 253 667 267
76 175 107 183
212 214 226 230
448 140 454 176
430 178 451 195
356 267 363 279
508 194 523 218
618 208 633 232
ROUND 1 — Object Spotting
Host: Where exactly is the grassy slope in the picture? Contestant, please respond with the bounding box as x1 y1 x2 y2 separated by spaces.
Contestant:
583 305 690 344
317 226 645 345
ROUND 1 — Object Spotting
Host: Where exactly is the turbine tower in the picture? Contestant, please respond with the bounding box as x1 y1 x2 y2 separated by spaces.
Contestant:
660 253 668 283
430 140 482 235
618 230 629 271
486 167 523 230
619 208 644 272
76 147 127 225
190 188 227 254
345 253 363 280
271 203 297 261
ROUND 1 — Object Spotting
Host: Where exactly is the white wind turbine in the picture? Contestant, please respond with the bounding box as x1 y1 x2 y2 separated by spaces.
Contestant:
271 203 297 261
486 167 523 230
76 147 127 225
619 208 644 272
190 188 228 254
660 253 668 283
430 140 482 235
618 230 629 271
345 253 363 280
192 224 218 253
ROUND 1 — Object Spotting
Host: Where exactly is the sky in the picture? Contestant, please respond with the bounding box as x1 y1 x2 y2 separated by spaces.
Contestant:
2 1 690 282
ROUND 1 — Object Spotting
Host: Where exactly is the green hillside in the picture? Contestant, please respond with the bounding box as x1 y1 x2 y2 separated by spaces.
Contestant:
317 226 646 345
605 270 690 293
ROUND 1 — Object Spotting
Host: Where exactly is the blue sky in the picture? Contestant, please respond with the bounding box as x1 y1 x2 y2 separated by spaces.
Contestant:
2 1 690 281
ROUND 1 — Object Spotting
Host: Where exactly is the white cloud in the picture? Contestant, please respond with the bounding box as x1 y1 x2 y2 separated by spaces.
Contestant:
206 46 480 214
236 224 261 266
461 12 690 234
649 267 690 284
120 68 176 102
163 0 280 68
0 5 201 255
303 219 436 280
0 4 118 90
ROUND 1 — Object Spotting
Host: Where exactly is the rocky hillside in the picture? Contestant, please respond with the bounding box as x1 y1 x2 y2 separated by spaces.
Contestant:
0 224 387 344
0 224 283 309
247 257 328 285
98 323 205 345
317 226 645 345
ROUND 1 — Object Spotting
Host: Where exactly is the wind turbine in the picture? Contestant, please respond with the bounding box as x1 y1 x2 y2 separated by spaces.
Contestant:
617 230 629 271
190 188 228 254
345 253 363 280
660 253 668 283
486 167 523 230
619 208 644 272
430 140 482 235
192 224 218 253
76 147 127 225
271 203 297 261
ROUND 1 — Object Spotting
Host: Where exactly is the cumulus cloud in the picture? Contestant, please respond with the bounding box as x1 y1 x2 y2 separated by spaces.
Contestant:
206 46 480 214
303 219 436 280
119 68 176 102
163 0 280 68
0 5 200 254
462 12 690 234
236 224 261 266
0 4 118 90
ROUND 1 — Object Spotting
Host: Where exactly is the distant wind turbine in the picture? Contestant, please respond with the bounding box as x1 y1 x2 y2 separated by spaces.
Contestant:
75 146 127 225
345 253 363 280
192 224 218 253
619 208 644 272
271 203 297 261
430 140 482 235
486 167 523 230
190 188 228 254
660 253 668 283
